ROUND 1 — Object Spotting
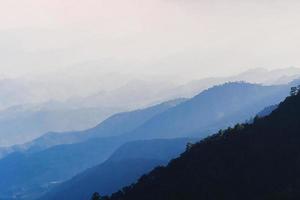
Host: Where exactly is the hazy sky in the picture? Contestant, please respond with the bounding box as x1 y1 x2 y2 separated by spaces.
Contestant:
0 0 300 80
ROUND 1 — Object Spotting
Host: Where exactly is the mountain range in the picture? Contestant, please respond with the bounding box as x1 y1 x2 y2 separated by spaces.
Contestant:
0 67 299 146
102 83 300 200
40 138 196 200
0 98 185 159
0 81 294 199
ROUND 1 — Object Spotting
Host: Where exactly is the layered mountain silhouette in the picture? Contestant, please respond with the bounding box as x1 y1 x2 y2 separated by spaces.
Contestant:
0 99 185 159
0 100 186 199
1 67 299 147
103 89 300 200
0 82 293 199
0 103 121 147
40 138 196 200
126 82 290 139
0 137 124 200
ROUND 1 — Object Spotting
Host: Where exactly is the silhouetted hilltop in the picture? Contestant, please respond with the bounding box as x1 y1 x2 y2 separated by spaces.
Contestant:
105 91 300 200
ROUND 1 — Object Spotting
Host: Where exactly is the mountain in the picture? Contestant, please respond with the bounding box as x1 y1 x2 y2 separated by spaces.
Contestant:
0 137 124 200
40 138 196 200
1 67 299 147
0 98 185 159
127 82 290 140
0 103 121 147
230 67 300 85
0 72 179 147
104 88 300 200
1 81 290 158
82 98 187 139
0 81 293 199
172 67 300 98
0 100 185 199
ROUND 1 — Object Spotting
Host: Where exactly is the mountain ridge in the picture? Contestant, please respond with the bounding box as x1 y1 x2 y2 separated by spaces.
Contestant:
104 89 300 200
40 138 196 200
0 81 294 199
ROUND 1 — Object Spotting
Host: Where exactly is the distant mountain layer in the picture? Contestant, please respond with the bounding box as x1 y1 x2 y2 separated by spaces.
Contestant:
40 138 196 200
1 67 299 146
104 87 300 200
0 104 121 146
0 81 294 199
127 82 290 140
0 98 185 159
0 137 124 200
0 100 186 199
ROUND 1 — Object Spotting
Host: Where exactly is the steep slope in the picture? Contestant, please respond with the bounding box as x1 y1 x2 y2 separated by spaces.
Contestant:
105 91 300 200
41 138 196 200
257 104 278 117
128 82 289 139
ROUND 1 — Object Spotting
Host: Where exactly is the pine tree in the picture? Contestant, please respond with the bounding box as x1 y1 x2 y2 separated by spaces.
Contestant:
91 192 101 200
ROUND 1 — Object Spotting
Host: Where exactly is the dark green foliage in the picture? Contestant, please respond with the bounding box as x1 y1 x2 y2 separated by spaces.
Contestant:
103 93 300 200
91 192 101 200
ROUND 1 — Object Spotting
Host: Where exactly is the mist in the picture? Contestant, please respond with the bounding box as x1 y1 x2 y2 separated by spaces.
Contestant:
0 0 300 144
1 0 300 80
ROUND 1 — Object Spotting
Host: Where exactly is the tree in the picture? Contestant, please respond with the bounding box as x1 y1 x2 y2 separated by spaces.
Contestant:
253 115 260 123
91 192 101 200
186 142 194 151
234 123 244 131
290 87 298 96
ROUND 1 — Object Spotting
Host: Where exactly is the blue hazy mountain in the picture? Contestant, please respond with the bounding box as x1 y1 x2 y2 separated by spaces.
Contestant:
0 100 186 199
102 86 300 200
0 103 121 147
0 81 293 199
0 137 124 200
0 99 185 159
127 82 290 140
40 138 196 200
1 67 299 147
82 98 187 139
29 98 185 148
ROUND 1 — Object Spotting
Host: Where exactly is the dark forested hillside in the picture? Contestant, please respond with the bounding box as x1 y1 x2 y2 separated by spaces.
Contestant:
104 91 300 200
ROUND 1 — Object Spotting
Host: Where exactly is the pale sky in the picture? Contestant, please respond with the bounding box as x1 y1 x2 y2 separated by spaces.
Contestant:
0 0 300 80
